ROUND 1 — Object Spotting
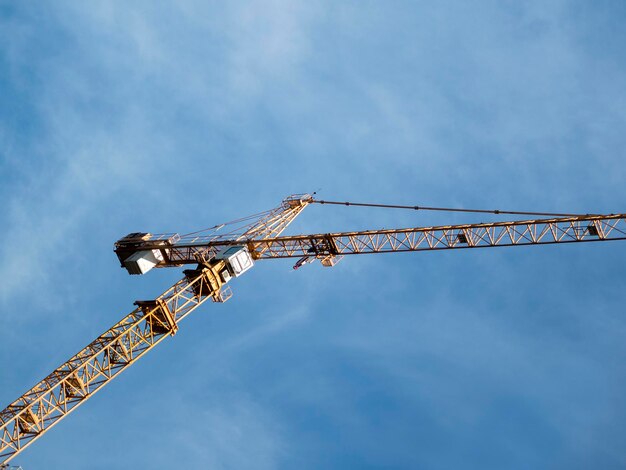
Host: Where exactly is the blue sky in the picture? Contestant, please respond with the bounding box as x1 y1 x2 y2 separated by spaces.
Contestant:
1 1 626 469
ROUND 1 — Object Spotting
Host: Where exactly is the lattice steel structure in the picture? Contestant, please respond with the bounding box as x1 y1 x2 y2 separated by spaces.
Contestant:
0 194 312 464
1 194 625 465
0 271 216 463
121 213 626 265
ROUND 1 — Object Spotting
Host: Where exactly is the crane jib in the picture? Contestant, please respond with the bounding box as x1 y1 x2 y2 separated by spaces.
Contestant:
2 193 624 465
114 213 626 270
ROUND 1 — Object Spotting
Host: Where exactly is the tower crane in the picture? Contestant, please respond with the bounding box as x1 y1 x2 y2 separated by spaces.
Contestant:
1 193 625 464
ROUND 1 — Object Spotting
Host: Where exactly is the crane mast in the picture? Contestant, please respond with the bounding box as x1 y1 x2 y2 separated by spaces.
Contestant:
1 194 625 464
0 194 312 464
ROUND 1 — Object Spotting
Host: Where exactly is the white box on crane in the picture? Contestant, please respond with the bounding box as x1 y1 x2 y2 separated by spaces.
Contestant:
216 246 254 277
124 249 164 275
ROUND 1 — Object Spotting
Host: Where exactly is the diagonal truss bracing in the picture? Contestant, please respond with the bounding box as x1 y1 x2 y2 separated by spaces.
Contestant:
146 213 626 262
0 271 216 463
248 214 626 257
2 195 313 464
3 197 625 465
115 194 312 268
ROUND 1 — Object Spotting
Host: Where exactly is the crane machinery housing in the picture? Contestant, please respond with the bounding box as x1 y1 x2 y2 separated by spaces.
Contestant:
1 193 625 465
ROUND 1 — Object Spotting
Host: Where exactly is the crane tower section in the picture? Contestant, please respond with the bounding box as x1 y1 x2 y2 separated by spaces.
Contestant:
0 194 312 465
2 193 625 466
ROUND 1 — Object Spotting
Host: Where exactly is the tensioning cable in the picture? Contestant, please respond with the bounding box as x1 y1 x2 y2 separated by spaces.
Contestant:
311 199 595 218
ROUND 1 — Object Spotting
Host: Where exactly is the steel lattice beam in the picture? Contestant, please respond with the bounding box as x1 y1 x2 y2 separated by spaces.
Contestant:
2 196 624 464
1 194 312 465
0 271 219 463
138 214 626 264
248 213 626 258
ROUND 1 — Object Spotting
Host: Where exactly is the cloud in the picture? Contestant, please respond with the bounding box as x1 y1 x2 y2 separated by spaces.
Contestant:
2 2 626 469
165 393 285 470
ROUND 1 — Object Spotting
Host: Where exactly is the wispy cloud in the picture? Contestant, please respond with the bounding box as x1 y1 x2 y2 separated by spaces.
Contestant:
2 2 626 469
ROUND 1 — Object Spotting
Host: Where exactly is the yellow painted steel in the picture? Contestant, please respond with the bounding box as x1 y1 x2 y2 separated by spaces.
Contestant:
2 195 625 464
134 213 626 264
0 195 311 464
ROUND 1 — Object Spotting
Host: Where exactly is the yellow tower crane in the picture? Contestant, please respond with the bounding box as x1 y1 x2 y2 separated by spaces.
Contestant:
1 193 625 464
